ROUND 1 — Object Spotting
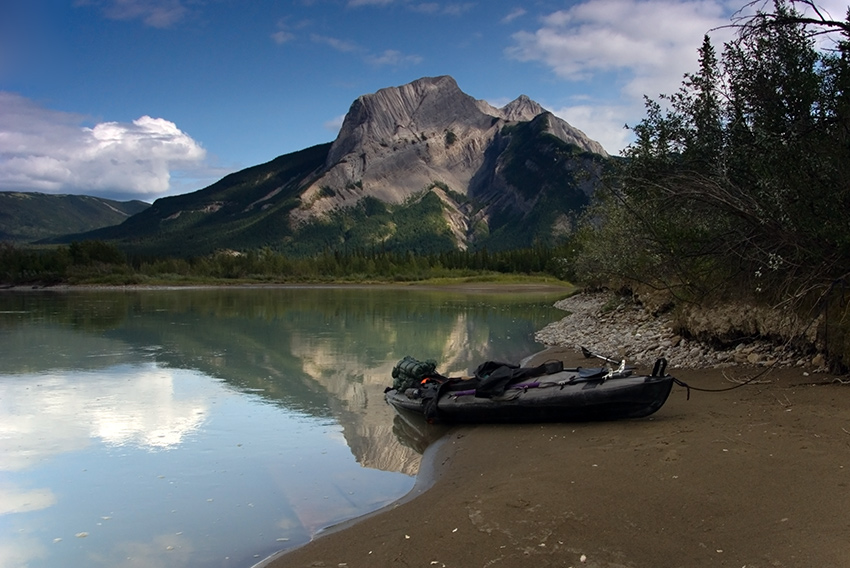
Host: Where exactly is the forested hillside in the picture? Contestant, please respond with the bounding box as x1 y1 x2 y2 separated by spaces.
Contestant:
0 192 149 242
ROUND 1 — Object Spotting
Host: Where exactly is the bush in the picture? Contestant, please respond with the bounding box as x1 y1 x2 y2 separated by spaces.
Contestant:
574 2 850 367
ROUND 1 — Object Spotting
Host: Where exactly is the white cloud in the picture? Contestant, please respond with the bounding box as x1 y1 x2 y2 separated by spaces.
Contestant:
410 2 441 13
271 17 312 45
506 0 738 155
502 7 526 23
311 34 361 53
0 92 209 200
511 0 850 156
366 49 423 67
409 2 475 15
442 3 475 16
272 30 296 44
0 364 210 472
324 114 346 133
509 0 731 94
0 484 57 515
0 536 47 568
75 0 189 28
309 34 421 69
348 0 395 6
552 103 635 156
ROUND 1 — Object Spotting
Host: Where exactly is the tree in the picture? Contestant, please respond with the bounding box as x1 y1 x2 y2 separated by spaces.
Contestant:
576 0 850 367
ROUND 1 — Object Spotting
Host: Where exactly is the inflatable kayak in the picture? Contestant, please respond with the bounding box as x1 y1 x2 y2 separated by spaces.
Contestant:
385 353 674 424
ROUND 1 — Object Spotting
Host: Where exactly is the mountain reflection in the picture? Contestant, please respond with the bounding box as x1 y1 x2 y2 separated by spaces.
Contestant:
0 287 564 475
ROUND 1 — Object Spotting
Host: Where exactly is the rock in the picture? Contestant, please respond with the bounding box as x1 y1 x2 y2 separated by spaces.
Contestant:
536 291 820 370
296 76 608 231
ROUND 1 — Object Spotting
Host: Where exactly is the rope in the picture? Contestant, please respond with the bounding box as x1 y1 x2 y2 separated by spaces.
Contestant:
672 363 775 400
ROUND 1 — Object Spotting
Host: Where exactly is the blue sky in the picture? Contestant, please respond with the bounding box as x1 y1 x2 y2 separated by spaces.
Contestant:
0 0 846 202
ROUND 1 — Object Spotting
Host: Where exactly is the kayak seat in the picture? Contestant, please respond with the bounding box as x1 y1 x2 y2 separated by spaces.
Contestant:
577 367 607 380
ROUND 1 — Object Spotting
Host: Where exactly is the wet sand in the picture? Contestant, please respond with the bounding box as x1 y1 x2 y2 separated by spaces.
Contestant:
265 347 850 568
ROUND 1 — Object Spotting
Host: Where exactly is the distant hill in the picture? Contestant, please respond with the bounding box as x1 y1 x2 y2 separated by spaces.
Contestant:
0 192 149 243
51 76 611 257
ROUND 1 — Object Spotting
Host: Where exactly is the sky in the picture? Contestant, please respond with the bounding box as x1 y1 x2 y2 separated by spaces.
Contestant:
0 0 847 202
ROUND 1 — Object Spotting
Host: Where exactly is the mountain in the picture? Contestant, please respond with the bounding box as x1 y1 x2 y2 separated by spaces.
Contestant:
295 75 606 224
54 76 610 257
0 192 149 243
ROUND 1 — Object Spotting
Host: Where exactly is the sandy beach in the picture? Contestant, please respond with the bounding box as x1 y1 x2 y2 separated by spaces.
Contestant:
264 346 850 568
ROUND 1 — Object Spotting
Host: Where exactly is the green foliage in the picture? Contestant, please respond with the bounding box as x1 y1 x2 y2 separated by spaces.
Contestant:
0 241 576 286
501 117 591 201
575 1 850 368
274 188 460 257
0 243 71 283
476 116 607 251
49 143 332 257
0 192 148 243
444 130 457 146
69 240 126 265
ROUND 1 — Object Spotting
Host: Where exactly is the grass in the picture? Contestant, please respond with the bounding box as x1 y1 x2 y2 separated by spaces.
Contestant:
38 272 576 290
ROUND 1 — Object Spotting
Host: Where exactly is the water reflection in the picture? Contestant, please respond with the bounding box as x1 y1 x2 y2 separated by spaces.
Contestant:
0 286 565 567
0 365 208 473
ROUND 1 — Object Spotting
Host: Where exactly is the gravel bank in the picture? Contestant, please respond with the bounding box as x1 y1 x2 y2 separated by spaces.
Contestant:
535 291 824 370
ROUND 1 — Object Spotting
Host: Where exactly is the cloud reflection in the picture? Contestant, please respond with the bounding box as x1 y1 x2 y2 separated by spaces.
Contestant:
0 483 57 515
0 364 210 472
0 535 47 568
91 533 195 568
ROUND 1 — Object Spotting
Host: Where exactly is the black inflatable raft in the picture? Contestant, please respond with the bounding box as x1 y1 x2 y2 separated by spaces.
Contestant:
385 355 675 423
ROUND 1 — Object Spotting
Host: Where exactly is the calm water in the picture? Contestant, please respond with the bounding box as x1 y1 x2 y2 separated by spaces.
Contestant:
0 286 565 568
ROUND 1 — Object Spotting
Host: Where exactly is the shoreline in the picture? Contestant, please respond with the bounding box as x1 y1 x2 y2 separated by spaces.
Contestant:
0 281 574 294
261 294 850 568
253 433 454 568
263 349 849 568
13 282 844 565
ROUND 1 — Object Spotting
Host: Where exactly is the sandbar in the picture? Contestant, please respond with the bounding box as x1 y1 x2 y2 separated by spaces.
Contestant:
265 347 850 568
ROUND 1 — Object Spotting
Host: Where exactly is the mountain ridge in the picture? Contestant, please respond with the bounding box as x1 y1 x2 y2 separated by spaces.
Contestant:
0 192 149 243
44 76 611 257
297 75 606 223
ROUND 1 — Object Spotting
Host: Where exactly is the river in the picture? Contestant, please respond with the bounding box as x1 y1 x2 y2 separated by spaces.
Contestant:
0 285 566 568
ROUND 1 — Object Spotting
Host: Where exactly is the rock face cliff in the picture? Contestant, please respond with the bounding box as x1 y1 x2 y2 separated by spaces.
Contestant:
294 76 607 230
60 76 610 257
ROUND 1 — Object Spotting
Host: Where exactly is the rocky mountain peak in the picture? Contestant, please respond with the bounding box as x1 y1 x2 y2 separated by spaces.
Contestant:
296 76 608 223
498 94 546 122
326 76 491 166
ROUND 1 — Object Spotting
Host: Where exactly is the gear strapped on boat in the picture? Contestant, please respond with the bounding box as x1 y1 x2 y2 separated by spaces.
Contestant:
387 350 676 423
